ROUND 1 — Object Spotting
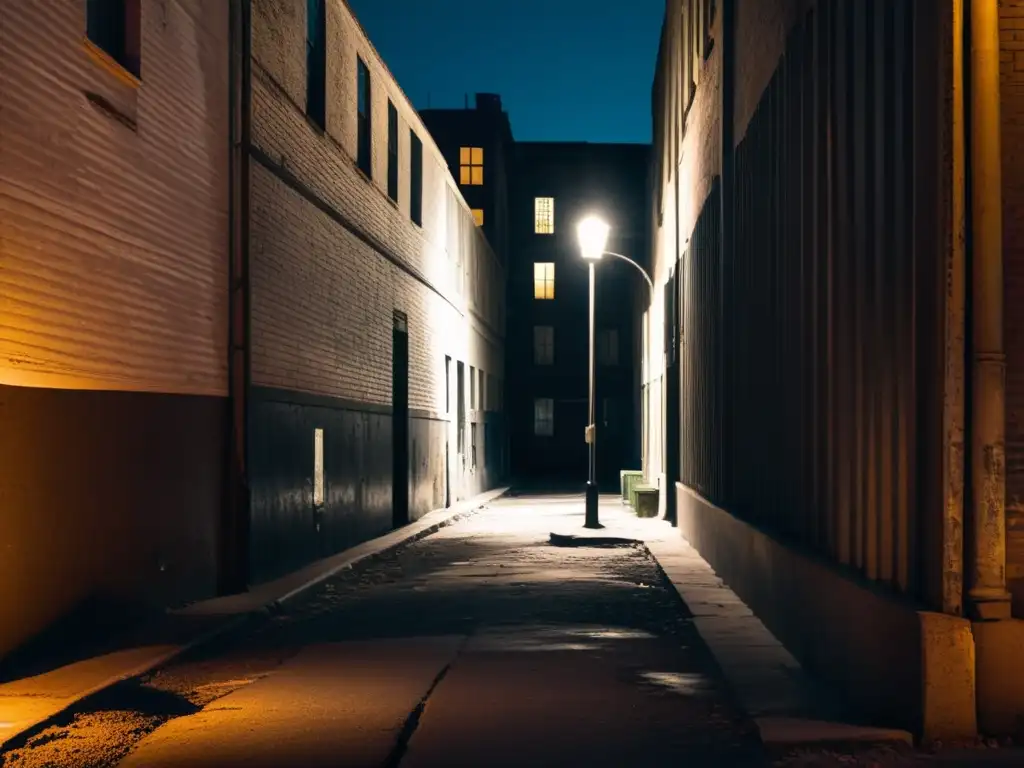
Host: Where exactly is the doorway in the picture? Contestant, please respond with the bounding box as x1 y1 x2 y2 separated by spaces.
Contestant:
392 311 409 528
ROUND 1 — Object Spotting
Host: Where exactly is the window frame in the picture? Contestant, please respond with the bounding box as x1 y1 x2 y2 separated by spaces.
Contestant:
534 197 555 235
533 262 555 300
459 147 484 186
410 131 423 226
533 398 555 437
533 326 555 366
86 0 141 81
387 100 399 202
357 57 372 177
305 0 326 128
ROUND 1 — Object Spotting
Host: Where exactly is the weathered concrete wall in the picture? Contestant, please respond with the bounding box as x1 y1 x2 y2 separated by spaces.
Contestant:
677 482 977 740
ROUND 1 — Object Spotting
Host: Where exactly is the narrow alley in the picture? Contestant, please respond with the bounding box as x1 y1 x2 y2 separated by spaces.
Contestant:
2 496 763 767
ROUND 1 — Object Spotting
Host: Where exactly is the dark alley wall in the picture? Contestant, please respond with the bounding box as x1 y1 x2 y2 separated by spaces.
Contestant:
246 0 506 584
652 0 953 610
508 142 649 489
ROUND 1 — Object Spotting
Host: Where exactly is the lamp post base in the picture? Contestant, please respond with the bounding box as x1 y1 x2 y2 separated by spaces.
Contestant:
584 481 601 529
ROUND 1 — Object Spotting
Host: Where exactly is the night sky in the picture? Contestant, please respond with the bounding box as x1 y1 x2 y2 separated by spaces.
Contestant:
346 0 664 145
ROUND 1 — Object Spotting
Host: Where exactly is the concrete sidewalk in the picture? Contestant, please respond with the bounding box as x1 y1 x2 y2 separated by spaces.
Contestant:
0 487 508 750
550 494 914 751
110 491 766 767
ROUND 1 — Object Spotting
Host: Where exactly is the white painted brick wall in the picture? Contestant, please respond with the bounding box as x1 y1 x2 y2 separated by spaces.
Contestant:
249 0 504 430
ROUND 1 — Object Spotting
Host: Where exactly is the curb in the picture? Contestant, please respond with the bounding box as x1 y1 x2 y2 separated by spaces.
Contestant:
0 487 508 751
551 506 915 753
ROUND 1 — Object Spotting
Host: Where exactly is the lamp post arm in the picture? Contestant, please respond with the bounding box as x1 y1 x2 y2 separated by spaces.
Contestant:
603 251 655 298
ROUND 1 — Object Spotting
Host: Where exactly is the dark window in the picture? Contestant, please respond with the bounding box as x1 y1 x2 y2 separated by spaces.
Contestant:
445 355 451 413
533 326 554 365
86 0 141 78
387 100 399 202
306 0 326 128
410 131 423 226
704 0 716 60
534 399 554 437
597 329 620 367
357 58 372 176
471 423 478 469
457 362 466 454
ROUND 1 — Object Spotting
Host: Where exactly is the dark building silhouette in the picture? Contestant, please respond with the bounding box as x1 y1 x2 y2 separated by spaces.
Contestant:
422 98 649 490
419 94 515 266
509 142 648 488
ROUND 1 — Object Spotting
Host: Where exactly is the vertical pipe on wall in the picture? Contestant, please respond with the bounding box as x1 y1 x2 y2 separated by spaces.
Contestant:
223 0 252 595
966 0 1011 620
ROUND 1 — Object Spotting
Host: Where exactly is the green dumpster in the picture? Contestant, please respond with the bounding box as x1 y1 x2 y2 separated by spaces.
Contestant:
621 470 643 505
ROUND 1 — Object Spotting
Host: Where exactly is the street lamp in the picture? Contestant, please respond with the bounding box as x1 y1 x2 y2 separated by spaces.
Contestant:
577 216 610 528
577 215 655 529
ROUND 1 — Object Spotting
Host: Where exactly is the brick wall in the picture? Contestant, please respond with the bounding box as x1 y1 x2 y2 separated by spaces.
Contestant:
0 0 230 395
249 0 504 415
1000 0 1024 593
249 0 504 508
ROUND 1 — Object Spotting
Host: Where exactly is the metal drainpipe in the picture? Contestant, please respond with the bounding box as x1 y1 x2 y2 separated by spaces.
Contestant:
966 0 1011 620
223 0 252 595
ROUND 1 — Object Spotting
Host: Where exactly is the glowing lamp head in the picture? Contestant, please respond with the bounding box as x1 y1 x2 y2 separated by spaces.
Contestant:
577 215 610 261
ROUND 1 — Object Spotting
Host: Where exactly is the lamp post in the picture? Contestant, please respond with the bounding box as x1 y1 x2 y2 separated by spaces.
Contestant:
577 216 610 528
577 216 654 529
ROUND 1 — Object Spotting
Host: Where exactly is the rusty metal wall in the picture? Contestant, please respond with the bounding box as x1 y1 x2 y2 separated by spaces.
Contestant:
681 0 940 602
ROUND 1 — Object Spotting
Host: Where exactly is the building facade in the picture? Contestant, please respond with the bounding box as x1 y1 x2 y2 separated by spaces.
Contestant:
422 98 649 490
0 0 506 660
243 0 507 585
509 142 648 489
645 0 1024 740
0 0 232 659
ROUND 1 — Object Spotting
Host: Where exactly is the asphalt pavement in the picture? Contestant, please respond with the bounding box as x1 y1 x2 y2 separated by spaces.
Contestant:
2 494 765 767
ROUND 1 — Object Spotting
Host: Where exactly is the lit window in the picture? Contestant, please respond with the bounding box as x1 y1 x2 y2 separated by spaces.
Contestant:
534 197 554 234
597 329 620 366
87 0 142 79
313 428 325 506
472 208 484 227
534 326 554 365
533 262 555 300
534 398 554 437
459 147 484 186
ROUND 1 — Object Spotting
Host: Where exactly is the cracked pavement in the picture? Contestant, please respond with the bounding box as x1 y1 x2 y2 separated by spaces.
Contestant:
1 494 764 767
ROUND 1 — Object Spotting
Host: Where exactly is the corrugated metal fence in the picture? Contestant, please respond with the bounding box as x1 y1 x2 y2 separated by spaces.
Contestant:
680 0 937 602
